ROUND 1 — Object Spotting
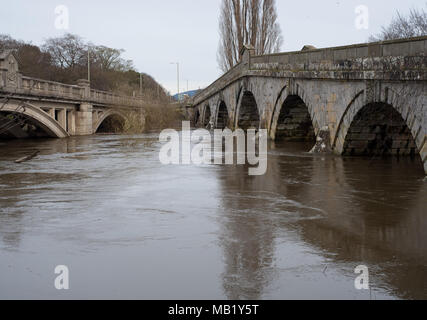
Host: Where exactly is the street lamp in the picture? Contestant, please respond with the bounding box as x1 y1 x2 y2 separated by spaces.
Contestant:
139 72 143 97
170 62 180 101
87 46 91 82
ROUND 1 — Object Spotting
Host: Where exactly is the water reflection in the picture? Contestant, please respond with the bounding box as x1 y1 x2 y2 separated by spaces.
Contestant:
0 134 426 299
216 141 426 299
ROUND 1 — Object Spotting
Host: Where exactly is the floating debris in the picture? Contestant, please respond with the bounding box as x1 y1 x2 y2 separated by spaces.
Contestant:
14 150 40 163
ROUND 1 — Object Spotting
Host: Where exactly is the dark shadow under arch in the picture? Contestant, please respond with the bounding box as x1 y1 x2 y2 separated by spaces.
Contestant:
216 101 228 129
194 108 201 127
96 114 126 134
0 110 59 139
237 91 260 130
275 95 315 142
203 105 211 127
343 102 420 160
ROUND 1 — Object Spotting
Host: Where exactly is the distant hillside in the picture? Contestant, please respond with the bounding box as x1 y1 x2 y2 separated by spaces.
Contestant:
173 90 201 101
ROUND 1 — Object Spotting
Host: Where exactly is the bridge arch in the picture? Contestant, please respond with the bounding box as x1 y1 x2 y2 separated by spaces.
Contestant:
193 108 201 127
334 88 425 169
235 90 260 130
341 101 422 160
94 110 128 133
202 104 212 127
0 102 69 138
216 101 229 129
270 91 316 144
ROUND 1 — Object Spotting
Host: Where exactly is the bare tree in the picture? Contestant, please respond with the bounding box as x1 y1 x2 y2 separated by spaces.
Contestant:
91 46 134 72
217 0 283 72
42 33 86 70
370 7 427 42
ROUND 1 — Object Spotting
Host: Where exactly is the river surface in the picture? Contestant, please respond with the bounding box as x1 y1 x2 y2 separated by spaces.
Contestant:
0 133 426 300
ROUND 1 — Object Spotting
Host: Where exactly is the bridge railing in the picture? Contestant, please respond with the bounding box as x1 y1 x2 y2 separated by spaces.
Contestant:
90 89 143 108
0 50 145 109
20 76 85 100
1 74 145 108
191 61 245 105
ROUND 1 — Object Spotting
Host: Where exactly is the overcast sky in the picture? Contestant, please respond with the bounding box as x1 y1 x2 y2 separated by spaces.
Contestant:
1 0 425 94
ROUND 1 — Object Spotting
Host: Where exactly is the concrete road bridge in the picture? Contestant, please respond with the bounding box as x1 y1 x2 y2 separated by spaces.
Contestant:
190 37 427 174
0 50 145 139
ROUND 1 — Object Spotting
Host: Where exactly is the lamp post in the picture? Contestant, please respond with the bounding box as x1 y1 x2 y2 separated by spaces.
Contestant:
87 46 91 83
170 62 179 101
139 73 143 97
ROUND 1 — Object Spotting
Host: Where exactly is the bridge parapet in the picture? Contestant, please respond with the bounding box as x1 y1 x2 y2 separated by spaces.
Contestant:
192 36 427 107
0 50 144 109
192 61 245 106
250 36 427 81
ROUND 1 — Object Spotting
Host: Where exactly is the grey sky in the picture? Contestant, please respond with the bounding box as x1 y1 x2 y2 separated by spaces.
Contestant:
1 0 425 94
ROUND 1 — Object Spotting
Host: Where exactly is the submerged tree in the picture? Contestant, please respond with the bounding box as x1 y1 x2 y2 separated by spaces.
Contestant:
370 7 427 41
217 0 283 72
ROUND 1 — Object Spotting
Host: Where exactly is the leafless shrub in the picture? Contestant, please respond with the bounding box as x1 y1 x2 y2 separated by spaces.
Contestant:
370 7 427 42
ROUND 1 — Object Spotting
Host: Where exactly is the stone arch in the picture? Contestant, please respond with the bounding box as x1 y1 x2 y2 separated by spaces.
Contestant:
0 101 69 138
94 109 128 133
341 102 422 160
270 93 316 142
216 101 229 129
202 104 212 127
334 88 425 163
193 108 201 127
332 90 365 153
270 81 321 138
235 90 260 130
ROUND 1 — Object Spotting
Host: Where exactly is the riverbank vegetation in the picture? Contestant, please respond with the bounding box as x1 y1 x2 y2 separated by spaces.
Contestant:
0 33 186 134
370 6 426 41
0 33 171 101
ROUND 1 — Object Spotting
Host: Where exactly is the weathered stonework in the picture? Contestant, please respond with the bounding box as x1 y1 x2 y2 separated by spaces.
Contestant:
190 36 427 174
0 51 145 138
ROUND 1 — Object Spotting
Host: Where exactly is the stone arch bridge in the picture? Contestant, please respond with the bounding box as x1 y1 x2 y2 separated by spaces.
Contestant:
190 37 427 174
0 50 145 139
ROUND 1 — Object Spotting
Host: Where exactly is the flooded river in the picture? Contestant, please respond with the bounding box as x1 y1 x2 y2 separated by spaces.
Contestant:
0 133 426 300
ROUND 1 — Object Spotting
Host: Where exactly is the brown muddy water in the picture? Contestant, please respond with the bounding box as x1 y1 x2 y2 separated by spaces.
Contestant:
0 133 426 300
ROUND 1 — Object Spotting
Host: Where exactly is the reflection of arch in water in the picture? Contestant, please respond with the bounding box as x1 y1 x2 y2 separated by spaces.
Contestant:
216 138 427 299
295 151 427 299
216 146 317 299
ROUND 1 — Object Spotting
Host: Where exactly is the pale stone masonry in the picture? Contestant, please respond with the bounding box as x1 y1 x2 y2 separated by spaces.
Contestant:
0 50 145 137
190 37 427 174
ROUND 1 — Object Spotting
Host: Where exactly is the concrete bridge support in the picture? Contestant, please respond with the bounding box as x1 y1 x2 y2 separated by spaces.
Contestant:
75 103 94 136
